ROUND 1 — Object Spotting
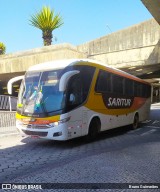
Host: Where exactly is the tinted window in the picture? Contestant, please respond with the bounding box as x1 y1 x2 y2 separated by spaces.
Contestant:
95 70 111 93
67 75 83 110
134 82 142 97
80 66 96 101
95 69 150 99
142 84 151 98
62 65 95 100
65 65 95 112
112 75 124 95
124 78 134 96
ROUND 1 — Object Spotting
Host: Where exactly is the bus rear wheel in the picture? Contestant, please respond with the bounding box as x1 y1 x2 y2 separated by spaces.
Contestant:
86 118 100 141
132 114 139 130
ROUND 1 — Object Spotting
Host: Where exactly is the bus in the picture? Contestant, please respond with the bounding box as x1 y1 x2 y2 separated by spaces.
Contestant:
8 59 151 141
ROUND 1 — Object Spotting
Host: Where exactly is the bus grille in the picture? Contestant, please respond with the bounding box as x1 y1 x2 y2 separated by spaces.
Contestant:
22 130 48 137
22 124 51 129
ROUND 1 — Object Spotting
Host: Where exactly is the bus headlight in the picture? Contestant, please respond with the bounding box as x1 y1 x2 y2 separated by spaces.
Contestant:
50 117 71 127
53 122 59 126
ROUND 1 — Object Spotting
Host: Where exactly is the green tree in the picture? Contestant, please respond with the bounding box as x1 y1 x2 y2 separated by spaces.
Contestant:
0 42 6 55
29 6 63 46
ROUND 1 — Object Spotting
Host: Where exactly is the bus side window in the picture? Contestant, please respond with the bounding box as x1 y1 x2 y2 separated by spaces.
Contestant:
142 84 151 98
112 75 124 95
67 75 83 110
124 78 134 96
134 82 142 97
95 70 111 93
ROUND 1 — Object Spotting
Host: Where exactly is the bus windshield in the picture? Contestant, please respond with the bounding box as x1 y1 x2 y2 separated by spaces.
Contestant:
17 70 65 116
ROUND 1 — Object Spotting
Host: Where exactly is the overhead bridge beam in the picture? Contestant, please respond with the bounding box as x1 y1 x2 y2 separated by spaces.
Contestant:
141 0 160 25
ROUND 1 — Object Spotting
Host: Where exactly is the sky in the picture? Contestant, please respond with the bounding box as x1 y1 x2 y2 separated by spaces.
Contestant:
0 0 152 54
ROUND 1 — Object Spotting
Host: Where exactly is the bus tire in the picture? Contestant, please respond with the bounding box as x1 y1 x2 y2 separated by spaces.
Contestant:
132 113 139 130
86 117 101 141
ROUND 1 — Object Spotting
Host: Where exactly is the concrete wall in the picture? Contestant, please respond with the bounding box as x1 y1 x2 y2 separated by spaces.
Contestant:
0 19 160 75
0 19 160 77
0 43 86 74
78 19 160 68
0 19 160 80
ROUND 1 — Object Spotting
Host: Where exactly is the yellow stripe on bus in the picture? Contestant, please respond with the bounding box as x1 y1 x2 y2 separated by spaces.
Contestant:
16 113 60 124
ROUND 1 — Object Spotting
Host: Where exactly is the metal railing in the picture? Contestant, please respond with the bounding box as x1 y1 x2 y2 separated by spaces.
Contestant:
0 111 16 134
0 95 17 111
0 111 16 127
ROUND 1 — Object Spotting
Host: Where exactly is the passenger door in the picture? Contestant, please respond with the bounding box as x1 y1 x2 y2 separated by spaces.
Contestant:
66 75 83 137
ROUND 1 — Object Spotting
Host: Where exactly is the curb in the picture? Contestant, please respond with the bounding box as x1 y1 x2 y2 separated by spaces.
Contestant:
0 132 19 138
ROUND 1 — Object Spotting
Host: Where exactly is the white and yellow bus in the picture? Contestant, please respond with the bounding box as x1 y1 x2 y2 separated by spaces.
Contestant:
8 59 151 140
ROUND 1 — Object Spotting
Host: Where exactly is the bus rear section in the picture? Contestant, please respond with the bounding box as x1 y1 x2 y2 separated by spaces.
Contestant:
84 67 151 133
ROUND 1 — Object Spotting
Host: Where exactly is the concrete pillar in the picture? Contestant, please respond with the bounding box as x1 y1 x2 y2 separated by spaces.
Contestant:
151 85 153 103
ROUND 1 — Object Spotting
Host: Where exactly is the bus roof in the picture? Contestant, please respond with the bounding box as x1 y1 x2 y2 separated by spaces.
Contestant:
28 58 113 71
28 59 149 85
28 59 77 72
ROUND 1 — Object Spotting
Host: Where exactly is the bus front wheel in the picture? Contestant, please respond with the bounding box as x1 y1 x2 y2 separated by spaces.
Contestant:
86 118 101 141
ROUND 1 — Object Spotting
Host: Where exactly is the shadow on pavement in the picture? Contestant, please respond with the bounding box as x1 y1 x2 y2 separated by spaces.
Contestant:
0 103 160 183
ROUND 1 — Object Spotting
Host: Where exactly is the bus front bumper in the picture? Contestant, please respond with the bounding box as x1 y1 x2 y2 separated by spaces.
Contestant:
16 122 69 141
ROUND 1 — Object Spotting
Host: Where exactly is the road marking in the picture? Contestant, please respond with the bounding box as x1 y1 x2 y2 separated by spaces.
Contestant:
151 106 160 109
146 126 160 129
129 128 142 134
142 120 152 124
152 120 160 124
140 129 157 136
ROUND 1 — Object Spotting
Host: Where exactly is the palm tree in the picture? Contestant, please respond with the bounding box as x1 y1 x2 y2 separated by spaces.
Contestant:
29 6 63 46
0 42 6 55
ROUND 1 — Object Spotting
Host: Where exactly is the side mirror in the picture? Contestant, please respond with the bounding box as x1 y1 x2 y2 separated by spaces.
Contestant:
59 70 79 92
7 75 24 94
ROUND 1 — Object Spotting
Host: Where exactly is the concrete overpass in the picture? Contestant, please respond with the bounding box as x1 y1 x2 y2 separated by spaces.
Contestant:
141 0 160 25
1 19 160 80
78 19 160 80
0 19 160 99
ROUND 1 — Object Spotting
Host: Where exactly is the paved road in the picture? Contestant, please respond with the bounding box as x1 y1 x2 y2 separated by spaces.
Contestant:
0 104 160 191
